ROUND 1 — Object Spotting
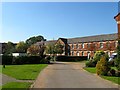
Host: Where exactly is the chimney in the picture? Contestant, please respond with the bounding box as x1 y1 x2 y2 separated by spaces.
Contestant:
114 13 120 39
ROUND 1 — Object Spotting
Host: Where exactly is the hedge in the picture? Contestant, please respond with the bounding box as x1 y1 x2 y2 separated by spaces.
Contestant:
2 55 49 65
56 56 87 62
2 56 13 65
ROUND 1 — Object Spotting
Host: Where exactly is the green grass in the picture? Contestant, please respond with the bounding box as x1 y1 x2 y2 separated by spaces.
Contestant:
2 64 48 80
2 82 31 90
0 65 2 73
84 67 120 85
84 67 96 73
101 76 120 85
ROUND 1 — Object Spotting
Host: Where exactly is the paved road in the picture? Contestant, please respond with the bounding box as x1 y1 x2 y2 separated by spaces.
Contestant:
32 62 119 88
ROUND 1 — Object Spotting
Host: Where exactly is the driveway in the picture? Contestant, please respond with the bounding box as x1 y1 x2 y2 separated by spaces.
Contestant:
32 62 119 88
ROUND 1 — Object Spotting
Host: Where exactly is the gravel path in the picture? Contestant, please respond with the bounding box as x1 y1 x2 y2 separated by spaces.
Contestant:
32 62 119 88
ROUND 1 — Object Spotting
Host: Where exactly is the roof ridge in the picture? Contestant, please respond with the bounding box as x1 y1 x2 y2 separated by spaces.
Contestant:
68 33 117 40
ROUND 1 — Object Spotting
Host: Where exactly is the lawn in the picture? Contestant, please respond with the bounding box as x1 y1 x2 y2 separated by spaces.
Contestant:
84 67 96 73
101 76 120 85
2 82 31 90
0 65 2 73
84 67 120 85
2 64 48 80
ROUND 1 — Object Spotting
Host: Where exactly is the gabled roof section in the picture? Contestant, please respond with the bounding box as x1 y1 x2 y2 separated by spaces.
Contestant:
58 38 67 44
68 33 117 44
114 13 120 19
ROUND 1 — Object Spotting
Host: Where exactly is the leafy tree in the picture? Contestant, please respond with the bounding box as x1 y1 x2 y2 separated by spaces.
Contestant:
27 45 40 56
54 43 64 54
26 35 46 46
45 44 55 54
115 40 120 71
16 41 28 53
27 43 45 56
93 51 105 62
4 41 15 55
45 43 64 55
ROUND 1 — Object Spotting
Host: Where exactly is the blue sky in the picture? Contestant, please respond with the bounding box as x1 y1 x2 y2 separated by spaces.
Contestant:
2 2 119 43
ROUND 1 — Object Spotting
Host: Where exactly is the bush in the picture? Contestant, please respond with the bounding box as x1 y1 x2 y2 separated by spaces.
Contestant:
107 69 116 76
12 56 41 64
96 56 110 76
2 56 49 65
56 56 87 62
108 59 115 66
2 55 13 65
85 60 96 67
115 71 120 77
115 40 120 71
40 58 50 64
115 58 120 71
45 56 51 60
93 51 105 62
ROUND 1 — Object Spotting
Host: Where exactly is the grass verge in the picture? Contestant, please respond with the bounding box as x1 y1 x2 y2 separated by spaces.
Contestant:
2 82 31 90
84 67 96 73
2 64 48 80
84 67 120 85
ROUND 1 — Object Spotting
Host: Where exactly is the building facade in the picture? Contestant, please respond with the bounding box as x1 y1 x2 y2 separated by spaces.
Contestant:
68 33 117 58
45 33 118 58
45 13 120 58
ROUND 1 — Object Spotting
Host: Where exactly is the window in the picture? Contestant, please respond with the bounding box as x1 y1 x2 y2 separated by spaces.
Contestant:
100 42 103 48
82 43 84 48
115 41 118 47
72 52 74 56
72 44 74 49
76 44 78 49
82 52 84 56
106 41 110 47
87 52 90 59
77 52 79 56
87 43 90 48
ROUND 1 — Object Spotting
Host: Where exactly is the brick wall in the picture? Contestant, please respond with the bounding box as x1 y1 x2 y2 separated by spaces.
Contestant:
69 40 117 57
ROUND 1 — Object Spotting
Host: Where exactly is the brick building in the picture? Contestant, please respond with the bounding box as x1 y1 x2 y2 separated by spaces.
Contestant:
45 33 118 58
114 13 120 39
68 33 118 58
44 13 120 58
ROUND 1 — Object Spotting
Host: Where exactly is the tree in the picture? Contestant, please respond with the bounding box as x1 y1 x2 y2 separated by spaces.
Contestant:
45 43 64 55
45 44 55 54
93 51 105 62
16 41 28 53
27 45 41 56
54 43 64 54
26 35 46 46
115 40 120 71
27 43 45 56
4 41 15 55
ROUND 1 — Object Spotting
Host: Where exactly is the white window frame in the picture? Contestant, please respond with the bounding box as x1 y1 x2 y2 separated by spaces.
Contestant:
82 43 84 48
100 42 103 48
